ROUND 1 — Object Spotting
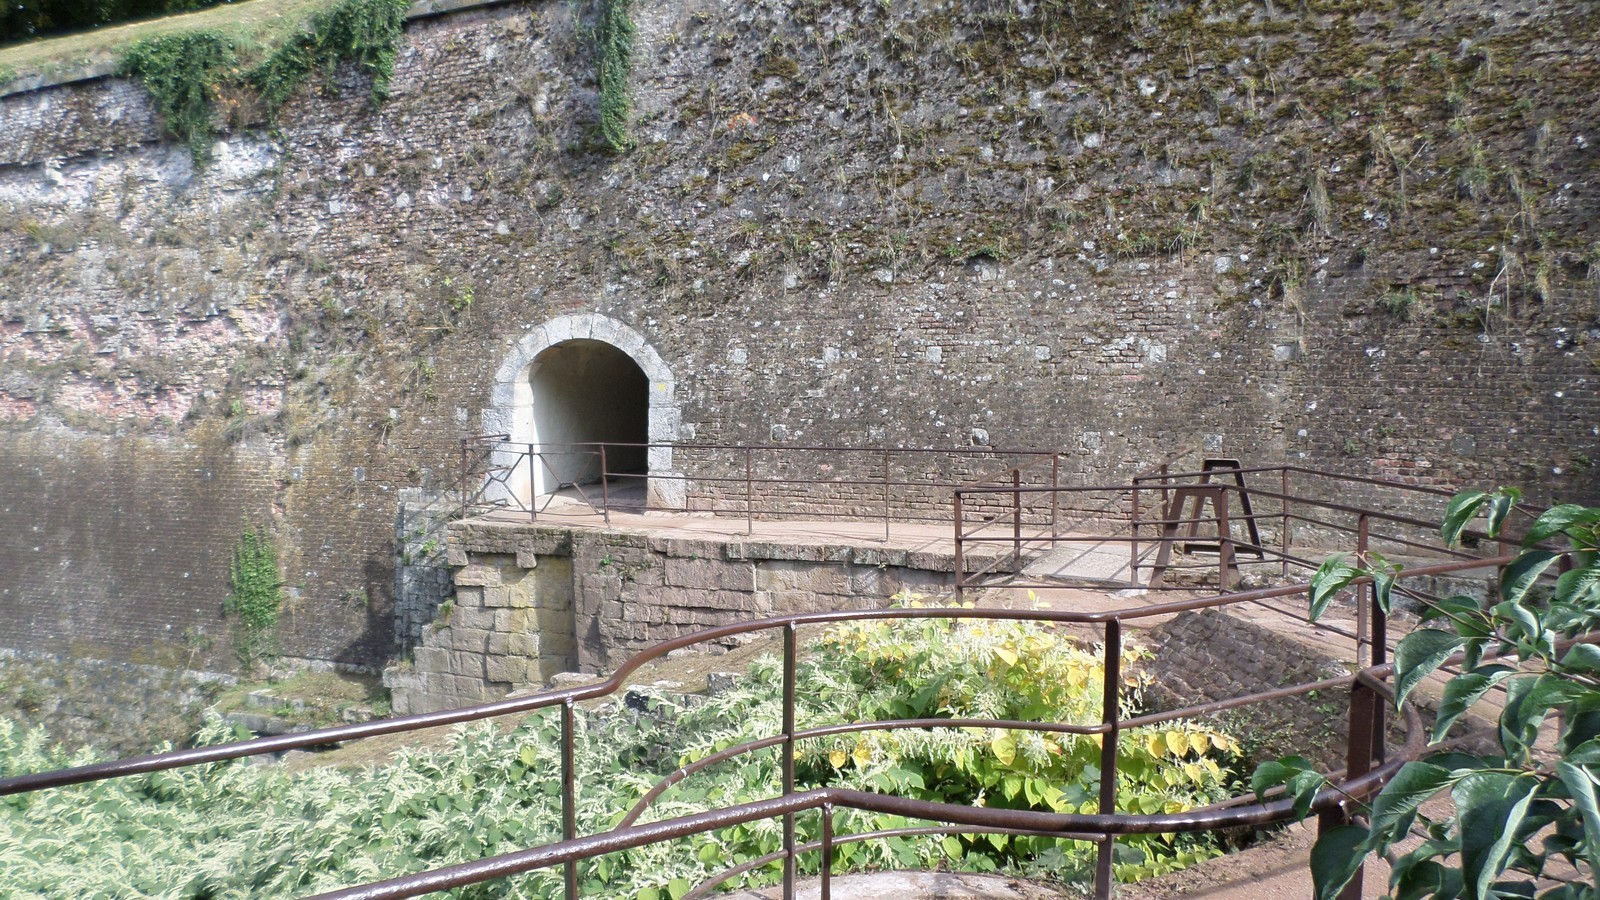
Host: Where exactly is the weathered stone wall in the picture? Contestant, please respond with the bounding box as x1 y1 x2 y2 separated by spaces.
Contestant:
0 648 233 756
1141 610 1352 769
388 519 959 712
1 0 1597 675
394 487 461 649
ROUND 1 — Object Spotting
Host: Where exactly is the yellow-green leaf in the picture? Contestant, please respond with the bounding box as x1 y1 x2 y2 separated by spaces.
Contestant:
991 732 1017 766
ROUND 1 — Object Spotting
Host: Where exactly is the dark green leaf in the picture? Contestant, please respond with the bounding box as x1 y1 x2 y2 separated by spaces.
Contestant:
1392 858 1445 900
1288 768 1327 821
1569 739 1600 766
1309 555 1360 622
1433 665 1514 742
1419 595 1485 629
1561 704 1600 757
1555 761 1600 871
1560 643 1600 675
1454 772 1538 900
1394 629 1466 710
1366 762 1457 846
1523 504 1600 547
1310 823 1371 900
1553 566 1600 609
1500 551 1560 606
1251 756 1318 800
1367 552 1398 614
1442 491 1491 547
1499 674 1578 760
1485 488 1521 541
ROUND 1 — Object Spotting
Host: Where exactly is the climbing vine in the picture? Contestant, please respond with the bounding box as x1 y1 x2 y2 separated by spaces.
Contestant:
118 30 240 162
223 526 285 669
595 0 636 152
249 0 410 114
117 0 409 164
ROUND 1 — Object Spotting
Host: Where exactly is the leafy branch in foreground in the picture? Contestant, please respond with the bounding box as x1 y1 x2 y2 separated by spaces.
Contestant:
1258 488 1600 900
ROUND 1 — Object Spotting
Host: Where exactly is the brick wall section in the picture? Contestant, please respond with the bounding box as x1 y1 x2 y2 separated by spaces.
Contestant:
1 0 1597 677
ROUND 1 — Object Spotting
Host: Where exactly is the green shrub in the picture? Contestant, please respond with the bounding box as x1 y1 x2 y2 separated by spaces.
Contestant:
116 0 409 164
0 596 1237 896
249 0 409 114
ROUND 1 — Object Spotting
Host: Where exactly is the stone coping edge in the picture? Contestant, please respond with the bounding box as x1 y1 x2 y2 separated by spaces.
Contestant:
0 0 523 99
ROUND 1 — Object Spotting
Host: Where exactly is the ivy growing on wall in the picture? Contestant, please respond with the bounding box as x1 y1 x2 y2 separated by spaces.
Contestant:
223 526 284 670
117 0 409 164
118 30 240 162
595 0 636 153
250 0 410 114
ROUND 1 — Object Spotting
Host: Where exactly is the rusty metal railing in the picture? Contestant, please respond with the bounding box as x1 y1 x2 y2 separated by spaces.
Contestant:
3 547 1558 900
954 462 1532 594
950 461 1549 675
459 437 1070 540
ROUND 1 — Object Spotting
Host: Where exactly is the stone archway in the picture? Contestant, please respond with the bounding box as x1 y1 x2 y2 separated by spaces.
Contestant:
483 314 682 510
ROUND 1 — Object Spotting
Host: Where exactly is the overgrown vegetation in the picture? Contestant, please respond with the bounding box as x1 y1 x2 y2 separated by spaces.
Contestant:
249 0 408 112
222 525 285 669
119 30 240 162
116 0 408 162
0 597 1238 896
593 0 635 153
1258 491 1600 900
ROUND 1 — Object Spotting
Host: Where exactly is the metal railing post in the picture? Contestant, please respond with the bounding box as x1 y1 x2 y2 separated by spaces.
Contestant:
745 447 755 536
1050 453 1060 539
820 803 834 900
1280 468 1290 578
529 443 539 523
1012 468 1023 572
561 699 577 900
1365 514 1389 765
1325 678 1377 900
1356 514 1370 667
1093 619 1123 900
954 492 966 603
782 623 797 900
600 444 611 525
883 449 891 543
1130 477 1141 585
1216 489 1236 590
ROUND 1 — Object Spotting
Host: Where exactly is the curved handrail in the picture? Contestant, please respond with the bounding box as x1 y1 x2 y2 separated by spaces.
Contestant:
0 553 1516 798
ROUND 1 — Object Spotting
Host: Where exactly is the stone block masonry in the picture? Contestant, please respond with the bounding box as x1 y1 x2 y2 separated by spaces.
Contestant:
387 519 957 714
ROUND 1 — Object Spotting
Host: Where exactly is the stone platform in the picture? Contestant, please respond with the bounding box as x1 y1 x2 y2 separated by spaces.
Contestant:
387 504 1020 715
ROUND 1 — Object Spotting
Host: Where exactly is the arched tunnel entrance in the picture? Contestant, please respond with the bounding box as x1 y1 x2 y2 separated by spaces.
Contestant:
485 313 682 512
528 339 649 496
